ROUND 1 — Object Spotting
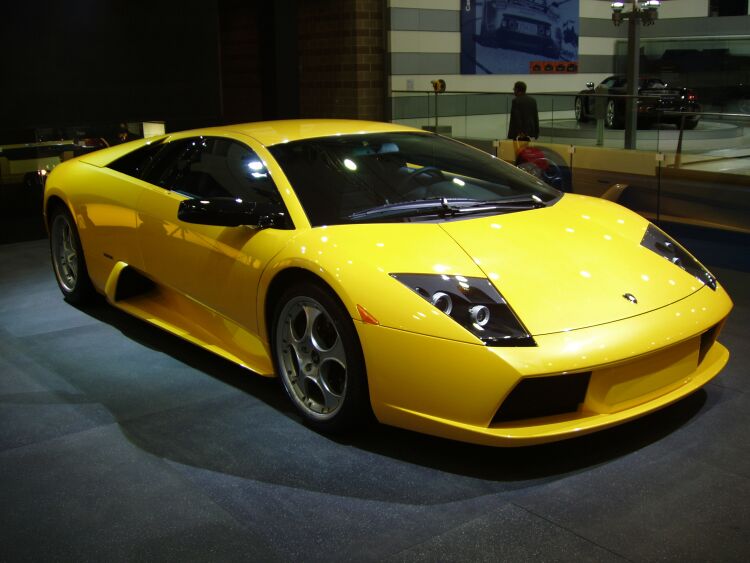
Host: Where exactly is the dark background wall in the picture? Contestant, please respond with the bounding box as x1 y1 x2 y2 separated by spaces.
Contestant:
0 0 385 142
0 0 222 137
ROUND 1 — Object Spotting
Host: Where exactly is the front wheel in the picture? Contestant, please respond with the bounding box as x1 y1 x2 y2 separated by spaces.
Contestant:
49 206 94 304
272 282 370 432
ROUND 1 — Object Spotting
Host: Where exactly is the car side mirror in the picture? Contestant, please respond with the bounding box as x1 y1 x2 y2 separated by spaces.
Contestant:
177 197 285 228
586 81 594 89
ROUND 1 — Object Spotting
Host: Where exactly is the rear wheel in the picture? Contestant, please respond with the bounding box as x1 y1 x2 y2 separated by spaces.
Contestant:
574 97 588 123
49 206 94 304
272 282 370 433
683 117 699 130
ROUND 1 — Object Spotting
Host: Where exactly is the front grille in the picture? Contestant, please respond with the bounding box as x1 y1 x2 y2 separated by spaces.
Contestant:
492 372 591 424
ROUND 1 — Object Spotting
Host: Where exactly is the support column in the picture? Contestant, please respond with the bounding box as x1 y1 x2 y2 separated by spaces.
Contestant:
624 10 640 150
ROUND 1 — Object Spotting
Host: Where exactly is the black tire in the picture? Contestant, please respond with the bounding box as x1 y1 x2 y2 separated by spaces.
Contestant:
49 206 95 305
271 281 371 433
683 118 699 130
574 96 588 123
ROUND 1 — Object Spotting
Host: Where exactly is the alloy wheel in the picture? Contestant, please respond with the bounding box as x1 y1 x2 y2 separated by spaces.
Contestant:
51 214 79 293
276 295 348 420
606 100 616 128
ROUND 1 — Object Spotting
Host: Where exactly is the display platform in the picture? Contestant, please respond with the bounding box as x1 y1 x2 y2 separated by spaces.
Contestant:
539 119 747 152
0 236 749 561
541 118 743 141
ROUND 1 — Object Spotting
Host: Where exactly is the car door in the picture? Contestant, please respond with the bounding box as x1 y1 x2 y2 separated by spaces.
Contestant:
136 135 295 335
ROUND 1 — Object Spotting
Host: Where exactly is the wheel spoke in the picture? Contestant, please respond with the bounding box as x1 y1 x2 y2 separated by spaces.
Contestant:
300 305 322 344
282 327 306 379
606 101 615 127
316 336 345 366
316 372 343 410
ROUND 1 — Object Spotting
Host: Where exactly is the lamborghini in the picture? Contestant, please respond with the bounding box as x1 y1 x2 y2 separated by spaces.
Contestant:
43 119 732 446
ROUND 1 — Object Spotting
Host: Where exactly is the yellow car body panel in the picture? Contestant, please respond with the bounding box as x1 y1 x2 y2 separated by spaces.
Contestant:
43 119 733 446
44 159 145 290
439 194 709 335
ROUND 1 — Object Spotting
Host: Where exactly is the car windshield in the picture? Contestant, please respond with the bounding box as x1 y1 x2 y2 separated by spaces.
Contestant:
269 132 560 226
641 78 667 89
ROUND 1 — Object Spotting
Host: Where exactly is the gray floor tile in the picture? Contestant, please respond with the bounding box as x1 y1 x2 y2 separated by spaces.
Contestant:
0 424 282 562
388 503 627 563
512 451 750 562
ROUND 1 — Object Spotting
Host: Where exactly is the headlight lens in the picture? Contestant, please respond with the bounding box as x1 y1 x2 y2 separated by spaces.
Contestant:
390 274 536 346
640 224 716 290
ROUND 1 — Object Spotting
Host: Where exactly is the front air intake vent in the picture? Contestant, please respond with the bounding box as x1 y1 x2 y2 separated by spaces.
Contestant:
492 372 591 424
115 266 156 301
698 323 721 365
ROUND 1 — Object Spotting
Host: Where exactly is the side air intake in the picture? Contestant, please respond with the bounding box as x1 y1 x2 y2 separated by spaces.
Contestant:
115 266 156 301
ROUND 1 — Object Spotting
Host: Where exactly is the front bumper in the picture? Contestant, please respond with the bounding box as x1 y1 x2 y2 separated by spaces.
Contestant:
358 284 732 446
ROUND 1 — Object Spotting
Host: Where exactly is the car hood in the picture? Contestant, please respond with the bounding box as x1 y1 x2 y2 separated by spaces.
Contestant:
438 194 709 335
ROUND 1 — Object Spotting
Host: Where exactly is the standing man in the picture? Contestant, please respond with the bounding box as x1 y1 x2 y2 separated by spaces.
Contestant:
507 81 539 140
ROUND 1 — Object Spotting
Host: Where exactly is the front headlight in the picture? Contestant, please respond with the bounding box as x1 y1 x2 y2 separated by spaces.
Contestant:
390 274 536 346
640 224 716 290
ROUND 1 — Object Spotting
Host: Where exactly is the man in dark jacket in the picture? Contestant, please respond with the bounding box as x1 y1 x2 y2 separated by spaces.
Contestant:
507 81 539 140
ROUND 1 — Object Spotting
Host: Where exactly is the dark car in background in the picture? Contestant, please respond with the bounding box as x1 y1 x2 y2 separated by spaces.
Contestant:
575 76 701 130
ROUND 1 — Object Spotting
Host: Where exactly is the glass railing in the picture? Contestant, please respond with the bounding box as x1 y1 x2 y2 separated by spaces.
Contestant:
391 90 750 235
391 90 574 142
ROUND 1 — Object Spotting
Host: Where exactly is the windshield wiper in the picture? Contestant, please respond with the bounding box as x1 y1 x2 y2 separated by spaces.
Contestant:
347 198 460 221
347 196 545 222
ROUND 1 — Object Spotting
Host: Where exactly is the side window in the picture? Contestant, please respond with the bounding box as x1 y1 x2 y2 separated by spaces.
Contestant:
141 139 198 188
108 139 166 178
143 137 282 205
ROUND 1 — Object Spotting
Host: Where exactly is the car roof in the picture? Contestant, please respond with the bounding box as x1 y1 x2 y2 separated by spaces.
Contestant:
78 120 427 168
189 119 420 147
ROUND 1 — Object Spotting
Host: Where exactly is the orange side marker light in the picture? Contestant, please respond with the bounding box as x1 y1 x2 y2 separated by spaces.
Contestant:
357 304 379 325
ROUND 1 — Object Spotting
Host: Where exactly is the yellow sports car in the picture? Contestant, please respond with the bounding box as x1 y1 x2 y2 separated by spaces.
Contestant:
43 120 732 446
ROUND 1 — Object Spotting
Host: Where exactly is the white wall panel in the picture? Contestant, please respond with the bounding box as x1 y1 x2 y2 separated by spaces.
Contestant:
388 0 459 10
658 0 709 18
389 31 461 53
581 0 709 20
518 0 713 19
387 0 740 100
579 36 620 56
390 73 611 93
580 0 618 19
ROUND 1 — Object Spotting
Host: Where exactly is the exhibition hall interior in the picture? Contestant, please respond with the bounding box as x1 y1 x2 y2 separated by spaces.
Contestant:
2 0 749 561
